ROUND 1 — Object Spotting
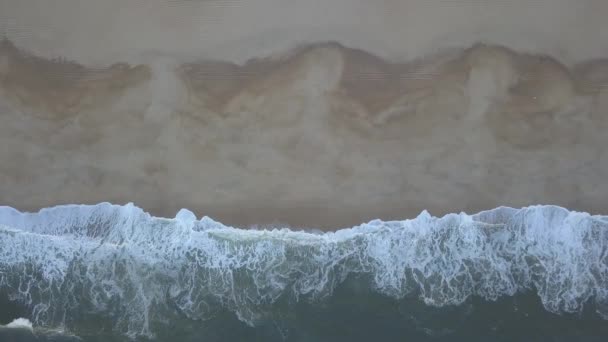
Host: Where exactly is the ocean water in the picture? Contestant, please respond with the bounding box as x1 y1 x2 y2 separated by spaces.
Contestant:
3 1 608 341
0 203 607 341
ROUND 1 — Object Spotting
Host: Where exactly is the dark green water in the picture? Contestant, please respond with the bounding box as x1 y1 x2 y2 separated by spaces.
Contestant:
1 203 607 341
2 285 608 341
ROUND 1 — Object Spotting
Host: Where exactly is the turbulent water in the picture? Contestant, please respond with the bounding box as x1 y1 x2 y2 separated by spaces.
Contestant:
0 203 607 341
3 2 608 341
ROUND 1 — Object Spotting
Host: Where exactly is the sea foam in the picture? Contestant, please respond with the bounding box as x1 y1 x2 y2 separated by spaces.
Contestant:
0 203 606 338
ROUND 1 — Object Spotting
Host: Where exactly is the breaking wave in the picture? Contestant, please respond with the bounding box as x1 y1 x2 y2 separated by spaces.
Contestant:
0 203 607 339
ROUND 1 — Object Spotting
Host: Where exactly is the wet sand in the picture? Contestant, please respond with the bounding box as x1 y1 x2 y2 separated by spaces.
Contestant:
1 1 607 229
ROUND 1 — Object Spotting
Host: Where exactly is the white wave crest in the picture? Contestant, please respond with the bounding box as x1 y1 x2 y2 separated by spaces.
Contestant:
3 318 33 331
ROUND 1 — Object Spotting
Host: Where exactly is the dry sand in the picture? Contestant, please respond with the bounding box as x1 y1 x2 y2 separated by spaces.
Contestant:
1 0 607 229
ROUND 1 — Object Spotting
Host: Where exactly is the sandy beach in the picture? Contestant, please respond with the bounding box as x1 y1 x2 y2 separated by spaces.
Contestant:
1 0 607 229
